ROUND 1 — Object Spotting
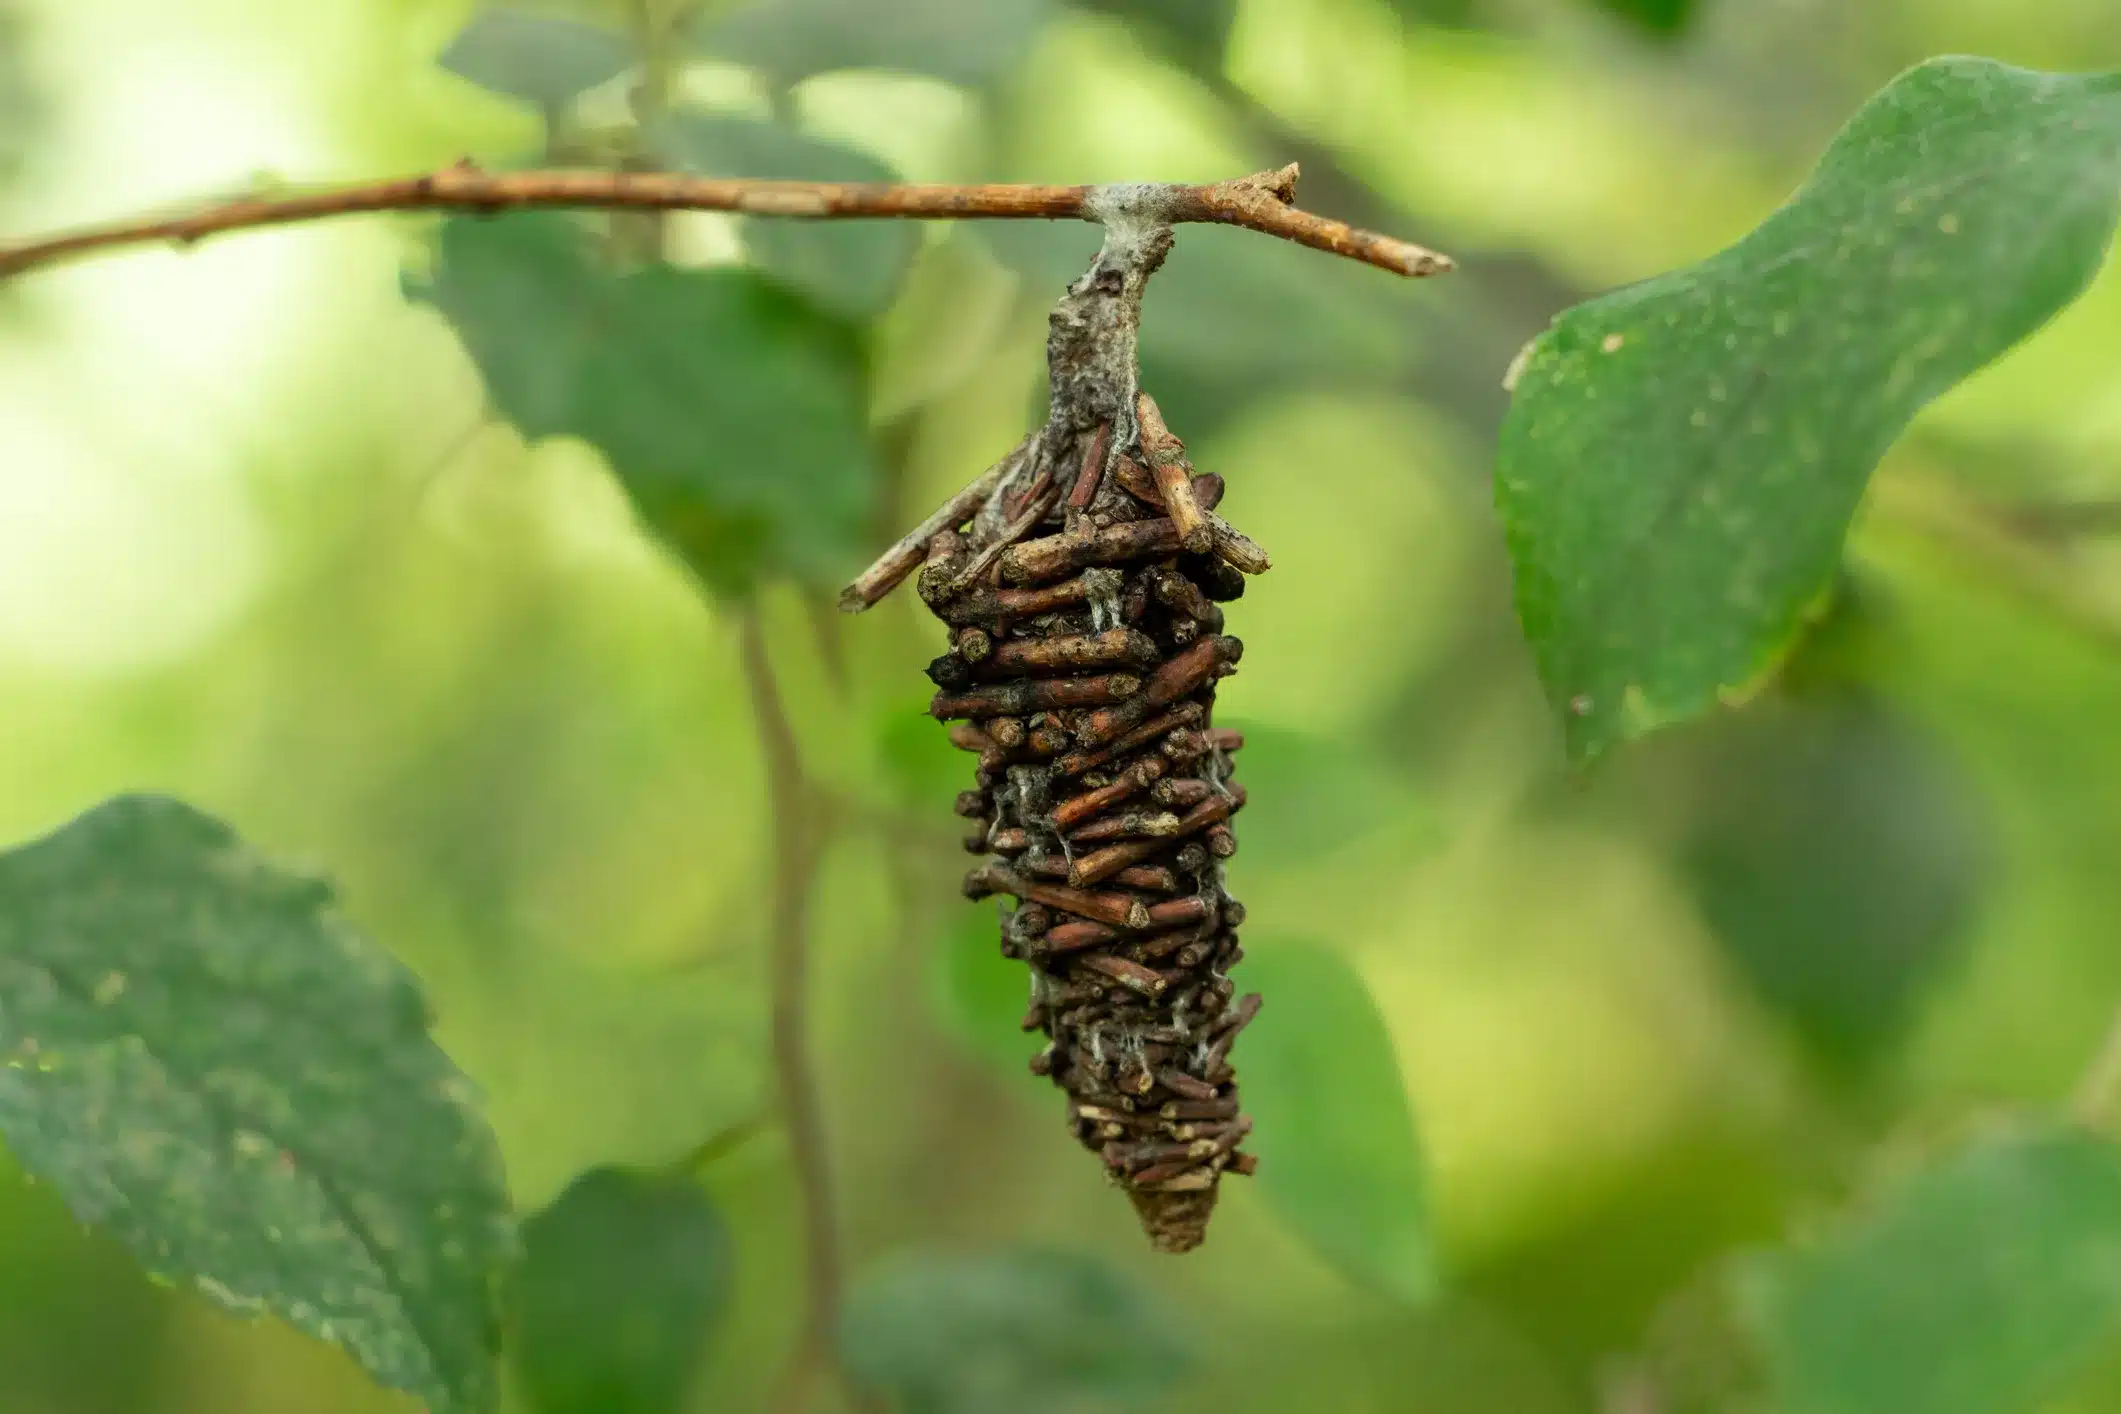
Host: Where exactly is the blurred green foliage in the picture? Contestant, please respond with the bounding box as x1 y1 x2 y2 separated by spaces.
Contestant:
3 0 2121 1412
515 1166 733 1414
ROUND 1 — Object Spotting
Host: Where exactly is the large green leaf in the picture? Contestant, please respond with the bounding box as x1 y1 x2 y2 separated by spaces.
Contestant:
1737 1126 2121 1414
691 0 1053 88
0 795 514 1414
405 213 877 593
1236 940 1434 1304
1497 59 2121 762
840 1248 1192 1414
653 112 919 318
514 1166 733 1414
439 8 637 108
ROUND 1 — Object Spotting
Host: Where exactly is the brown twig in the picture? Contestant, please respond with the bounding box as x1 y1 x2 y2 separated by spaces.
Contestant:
839 436 1032 612
1135 394 1210 553
0 161 1452 282
737 606 858 1414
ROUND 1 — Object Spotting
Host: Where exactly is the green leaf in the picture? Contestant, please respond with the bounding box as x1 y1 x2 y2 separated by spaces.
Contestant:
439 8 637 107
1589 0 1697 36
1075 0 1237 74
0 795 514 1414
840 1248 1192 1414
1217 718 1422 864
405 213 878 593
1497 58 2121 762
1737 1125 2121 1414
653 112 919 318
514 1166 733 1414
1235 940 1435 1304
692 0 1053 88
406 213 605 440
930 905 1031 1075
1674 690 1993 1070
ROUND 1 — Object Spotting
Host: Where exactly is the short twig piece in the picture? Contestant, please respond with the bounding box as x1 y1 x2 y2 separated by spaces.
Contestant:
840 437 1032 611
1135 395 1210 553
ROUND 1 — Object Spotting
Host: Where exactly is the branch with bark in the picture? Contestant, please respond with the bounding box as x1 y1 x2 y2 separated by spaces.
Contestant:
0 161 1450 281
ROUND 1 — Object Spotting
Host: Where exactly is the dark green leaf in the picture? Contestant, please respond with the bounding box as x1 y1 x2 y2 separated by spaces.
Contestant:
840 1248 1192 1414
0 795 514 1414
1075 0 1237 74
693 0 1053 87
1497 59 2121 762
1590 0 1697 36
575 264 875 592
405 214 877 593
1218 718 1423 864
930 905 1031 1075
1737 1126 2121 1414
1236 940 1435 1304
653 112 919 318
515 1166 733 1414
439 8 636 107
406 213 606 439
1675 690 1992 1070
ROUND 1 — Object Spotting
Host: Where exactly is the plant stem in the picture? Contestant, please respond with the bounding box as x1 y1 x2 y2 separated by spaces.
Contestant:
736 603 858 1414
0 164 1451 281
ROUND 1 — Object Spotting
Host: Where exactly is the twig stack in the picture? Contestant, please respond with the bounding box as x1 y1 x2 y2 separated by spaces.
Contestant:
922 398 1263 1250
845 210 1268 1252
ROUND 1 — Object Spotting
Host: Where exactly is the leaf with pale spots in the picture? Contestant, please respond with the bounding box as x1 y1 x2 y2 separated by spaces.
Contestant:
1497 59 2121 762
0 794 514 1414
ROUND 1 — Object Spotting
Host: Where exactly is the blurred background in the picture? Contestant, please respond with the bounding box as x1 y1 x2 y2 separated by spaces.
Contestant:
3 0 2121 1410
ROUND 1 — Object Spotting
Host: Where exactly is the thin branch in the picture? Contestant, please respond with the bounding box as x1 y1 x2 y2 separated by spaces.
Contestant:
0 161 1452 282
736 605 864 1414
672 1107 776 1177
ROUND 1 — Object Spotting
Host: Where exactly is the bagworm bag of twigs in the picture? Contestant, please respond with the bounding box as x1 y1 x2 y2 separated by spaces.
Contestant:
842 210 1270 1252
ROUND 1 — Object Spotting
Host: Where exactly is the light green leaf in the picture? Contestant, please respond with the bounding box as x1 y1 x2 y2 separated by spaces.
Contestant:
1237 940 1434 1304
405 213 877 593
840 1248 1192 1414
1737 1125 2121 1414
0 795 514 1414
1497 59 2121 762
653 112 920 318
515 1166 733 1414
439 8 636 107
693 0 1053 87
